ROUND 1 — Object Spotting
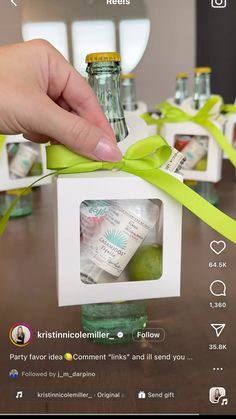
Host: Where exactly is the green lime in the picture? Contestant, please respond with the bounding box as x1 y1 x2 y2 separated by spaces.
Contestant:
195 157 207 171
127 244 162 281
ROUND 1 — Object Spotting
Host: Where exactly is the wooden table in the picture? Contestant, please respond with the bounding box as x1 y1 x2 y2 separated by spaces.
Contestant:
0 161 235 415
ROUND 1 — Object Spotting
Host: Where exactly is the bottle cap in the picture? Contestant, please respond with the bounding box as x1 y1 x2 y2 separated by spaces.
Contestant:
6 188 32 196
194 67 212 74
85 52 121 63
176 72 188 79
121 73 135 80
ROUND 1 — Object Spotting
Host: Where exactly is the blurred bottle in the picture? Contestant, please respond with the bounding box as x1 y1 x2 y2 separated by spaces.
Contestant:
0 188 33 218
81 52 148 344
192 67 211 110
121 73 138 111
174 72 188 105
191 67 219 206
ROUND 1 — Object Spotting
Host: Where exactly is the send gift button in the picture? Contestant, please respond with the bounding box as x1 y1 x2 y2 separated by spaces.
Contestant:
132 328 165 342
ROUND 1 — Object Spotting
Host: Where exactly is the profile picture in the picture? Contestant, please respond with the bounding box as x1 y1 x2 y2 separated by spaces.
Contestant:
9 323 32 347
9 369 19 379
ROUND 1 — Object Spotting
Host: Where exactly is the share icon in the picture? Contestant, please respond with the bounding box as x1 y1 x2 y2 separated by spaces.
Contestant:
211 324 226 338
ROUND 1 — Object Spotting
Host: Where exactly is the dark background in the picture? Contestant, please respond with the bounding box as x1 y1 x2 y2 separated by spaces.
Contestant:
197 0 236 103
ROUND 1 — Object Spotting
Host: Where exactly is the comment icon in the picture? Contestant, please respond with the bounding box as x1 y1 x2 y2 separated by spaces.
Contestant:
210 280 226 297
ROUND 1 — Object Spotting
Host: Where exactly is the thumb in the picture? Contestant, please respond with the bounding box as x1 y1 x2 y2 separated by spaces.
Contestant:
33 95 123 162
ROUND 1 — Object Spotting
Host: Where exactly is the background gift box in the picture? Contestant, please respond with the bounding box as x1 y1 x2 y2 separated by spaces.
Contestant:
0 134 52 192
162 121 222 182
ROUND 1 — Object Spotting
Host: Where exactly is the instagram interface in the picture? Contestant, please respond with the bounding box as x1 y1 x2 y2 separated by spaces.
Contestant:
0 0 235 416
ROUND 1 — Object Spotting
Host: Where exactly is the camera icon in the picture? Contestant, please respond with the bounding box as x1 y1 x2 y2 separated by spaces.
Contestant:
211 0 227 8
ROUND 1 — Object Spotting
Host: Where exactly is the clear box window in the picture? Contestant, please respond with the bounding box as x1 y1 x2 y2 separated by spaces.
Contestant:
7 143 43 179
174 134 209 171
80 199 163 285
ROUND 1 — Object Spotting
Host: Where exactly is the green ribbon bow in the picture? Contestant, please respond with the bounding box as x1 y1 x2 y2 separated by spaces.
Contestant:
45 135 236 244
1 135 236 243
151 96 236 168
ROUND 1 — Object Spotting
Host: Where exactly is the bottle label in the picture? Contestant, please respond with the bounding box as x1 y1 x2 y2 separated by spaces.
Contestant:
81 200 158 278
181 137 208 170
9 143 38 178
161 148 186 173
80 200 111 245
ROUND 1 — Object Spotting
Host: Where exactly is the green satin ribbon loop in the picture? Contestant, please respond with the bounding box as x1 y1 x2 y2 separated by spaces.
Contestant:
46 135 236 244
1 135 236 243
46 135 172 174
157 102 192 123
155 96 236 167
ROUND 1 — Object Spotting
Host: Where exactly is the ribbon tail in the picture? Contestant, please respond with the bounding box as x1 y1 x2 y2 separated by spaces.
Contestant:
0 172 55 236
202 120 236 167
125 168 236 244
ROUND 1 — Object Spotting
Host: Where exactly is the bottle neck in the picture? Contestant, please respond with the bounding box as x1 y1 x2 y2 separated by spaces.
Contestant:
87 61 128 142
121 78 138 111
192 73 211 110
174 77 188 105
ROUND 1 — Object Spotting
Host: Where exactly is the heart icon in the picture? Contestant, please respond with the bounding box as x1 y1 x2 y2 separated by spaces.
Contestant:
210 241 226 255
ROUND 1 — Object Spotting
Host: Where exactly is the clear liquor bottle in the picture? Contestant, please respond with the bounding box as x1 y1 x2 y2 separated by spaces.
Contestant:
86 52 128 142
81 52 148 344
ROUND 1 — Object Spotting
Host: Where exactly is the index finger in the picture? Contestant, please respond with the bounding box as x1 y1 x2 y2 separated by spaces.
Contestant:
49 57 116 142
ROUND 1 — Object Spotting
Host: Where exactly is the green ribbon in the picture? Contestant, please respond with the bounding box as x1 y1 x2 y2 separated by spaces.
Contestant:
1 135 236 243
45 135 236 244
154 96 236 168
220 104 236 115
140 113 163 133
0 134 6 156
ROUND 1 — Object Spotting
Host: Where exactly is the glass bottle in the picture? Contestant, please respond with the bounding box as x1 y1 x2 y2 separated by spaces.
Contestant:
0 188 33 218
174 72 188 105
121 73 138 111
191 67 219 206
81 52 148 344
86 52 128 142
192 67 211 110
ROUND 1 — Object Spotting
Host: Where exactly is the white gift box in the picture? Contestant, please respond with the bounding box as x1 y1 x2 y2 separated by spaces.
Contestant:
223 114 236 159
53 114 182 307
162 122 222 182
124 101 148 118
55 170 182 307
0 135 51 191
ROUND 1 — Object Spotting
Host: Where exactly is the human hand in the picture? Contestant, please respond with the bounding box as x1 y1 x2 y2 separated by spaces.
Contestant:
0 40 122 161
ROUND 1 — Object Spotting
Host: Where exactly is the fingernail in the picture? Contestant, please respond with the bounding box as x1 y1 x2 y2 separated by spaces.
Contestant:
93 138 123 162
